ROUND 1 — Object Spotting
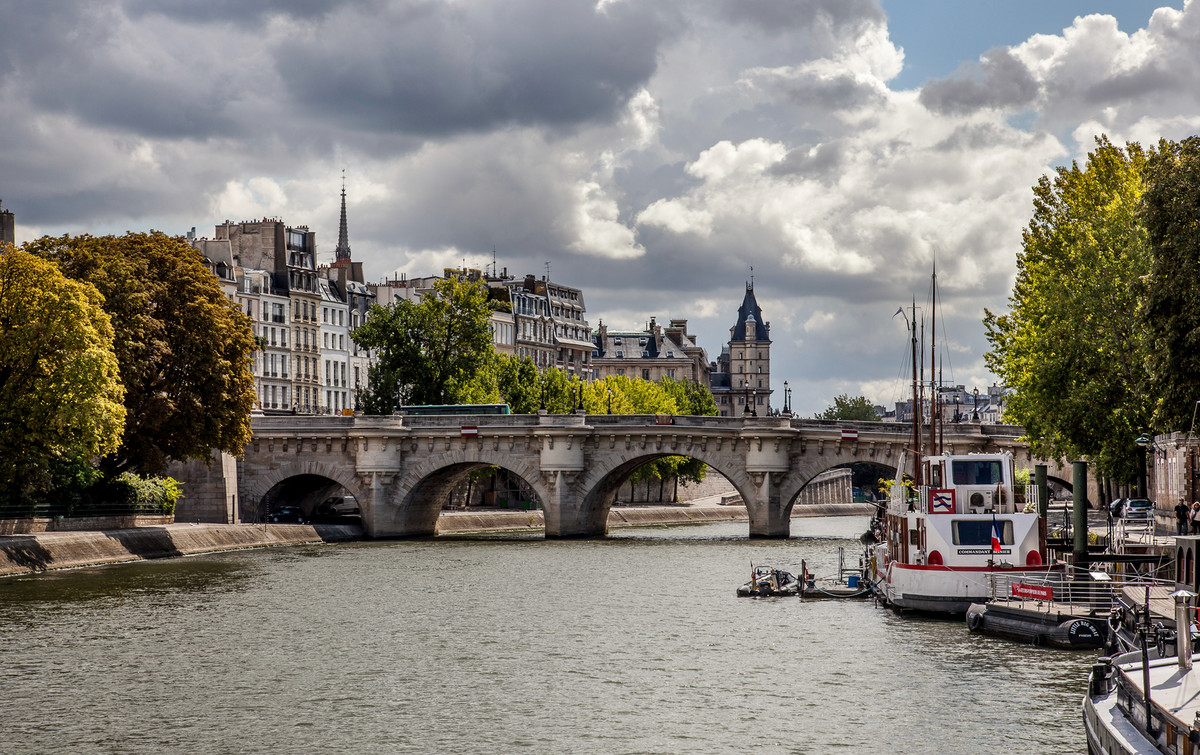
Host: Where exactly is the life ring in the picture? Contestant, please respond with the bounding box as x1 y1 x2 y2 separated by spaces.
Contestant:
967 611 984 632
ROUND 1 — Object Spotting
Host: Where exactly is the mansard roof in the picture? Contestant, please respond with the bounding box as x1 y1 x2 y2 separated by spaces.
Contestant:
731 283 770 342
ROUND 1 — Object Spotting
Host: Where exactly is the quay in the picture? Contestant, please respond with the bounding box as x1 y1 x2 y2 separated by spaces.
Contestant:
0 501 875 577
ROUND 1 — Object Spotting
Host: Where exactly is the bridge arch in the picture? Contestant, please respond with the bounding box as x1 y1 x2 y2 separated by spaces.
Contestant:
380 448 553 537
575 445 757 536
243 460 369 523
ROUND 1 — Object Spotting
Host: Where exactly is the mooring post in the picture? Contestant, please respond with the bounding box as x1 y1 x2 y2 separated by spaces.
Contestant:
1073 461 1089 578
1035 464 1048 519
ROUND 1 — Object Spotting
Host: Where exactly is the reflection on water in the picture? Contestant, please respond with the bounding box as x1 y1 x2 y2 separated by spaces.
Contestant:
0 518 1093 754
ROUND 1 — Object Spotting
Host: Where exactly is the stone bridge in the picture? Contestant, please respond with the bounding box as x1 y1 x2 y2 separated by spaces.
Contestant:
222 413 1076 539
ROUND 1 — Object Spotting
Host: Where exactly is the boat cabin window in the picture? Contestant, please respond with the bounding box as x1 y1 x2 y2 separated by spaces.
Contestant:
951 460 1003 486
951 520 1013 546
928 463 943 488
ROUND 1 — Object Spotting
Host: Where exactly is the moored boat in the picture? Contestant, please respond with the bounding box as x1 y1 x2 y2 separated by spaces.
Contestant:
867 449 1055 615
736 565 800 597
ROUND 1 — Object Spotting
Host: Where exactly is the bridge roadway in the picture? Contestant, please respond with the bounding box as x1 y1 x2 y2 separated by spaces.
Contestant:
236 413 1068 539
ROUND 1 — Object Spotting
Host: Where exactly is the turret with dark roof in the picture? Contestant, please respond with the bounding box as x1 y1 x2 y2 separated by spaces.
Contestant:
730 282 770 343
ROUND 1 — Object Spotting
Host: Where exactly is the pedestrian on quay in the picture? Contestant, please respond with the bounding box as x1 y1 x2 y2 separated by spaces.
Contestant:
1191 501 1200 536
1176 497 1190 535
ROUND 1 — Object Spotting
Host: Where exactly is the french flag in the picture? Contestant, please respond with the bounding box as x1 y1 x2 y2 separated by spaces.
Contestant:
991 513 1003 552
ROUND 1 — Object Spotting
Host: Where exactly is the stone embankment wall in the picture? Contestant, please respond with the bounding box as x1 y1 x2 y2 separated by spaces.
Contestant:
0 523 359 577
0 504 873 576
0 515 173 536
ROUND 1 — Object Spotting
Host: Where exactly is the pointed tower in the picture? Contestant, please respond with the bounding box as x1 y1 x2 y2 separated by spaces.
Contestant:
728 281 772 410
334 173 351 263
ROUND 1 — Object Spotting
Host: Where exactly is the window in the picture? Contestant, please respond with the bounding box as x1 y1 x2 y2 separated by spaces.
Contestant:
616 350 623 357
757 396 764 404
952 460 1003 486
642 369 650 380
952 520 1013 546
666 369 675 378
738 396 745 404
720 396 727 404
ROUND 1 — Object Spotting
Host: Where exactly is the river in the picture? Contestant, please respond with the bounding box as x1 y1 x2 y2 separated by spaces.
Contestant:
0 516 1093 754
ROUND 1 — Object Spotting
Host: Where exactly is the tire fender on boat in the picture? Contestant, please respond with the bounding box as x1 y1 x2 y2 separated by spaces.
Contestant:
1032 633 1046 647
966 610 984 633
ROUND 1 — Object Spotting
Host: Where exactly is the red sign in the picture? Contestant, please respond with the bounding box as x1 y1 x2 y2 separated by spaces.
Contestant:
1011 582 1054 601
841 429 859 441
460 426 478 437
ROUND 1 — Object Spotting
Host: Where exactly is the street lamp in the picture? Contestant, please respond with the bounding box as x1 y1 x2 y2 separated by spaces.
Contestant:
972 387 979 422
783 380 792 416
953 394 960 423
1135 433 1151 500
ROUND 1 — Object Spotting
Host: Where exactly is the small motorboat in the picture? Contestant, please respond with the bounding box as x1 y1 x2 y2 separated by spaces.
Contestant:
737 565 800 597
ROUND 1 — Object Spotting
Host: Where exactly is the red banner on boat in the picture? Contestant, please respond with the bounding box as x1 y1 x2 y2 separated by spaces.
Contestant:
929 489 955 514
841 429 858 441
460 426 478 437
1011 583 1053 601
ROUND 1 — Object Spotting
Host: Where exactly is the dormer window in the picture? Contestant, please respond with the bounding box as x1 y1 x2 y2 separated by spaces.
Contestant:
614 337 623 345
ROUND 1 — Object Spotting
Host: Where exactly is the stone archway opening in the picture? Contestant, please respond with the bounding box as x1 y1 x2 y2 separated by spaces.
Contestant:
388 462 548 538
260 473 361 525
788 460 897 513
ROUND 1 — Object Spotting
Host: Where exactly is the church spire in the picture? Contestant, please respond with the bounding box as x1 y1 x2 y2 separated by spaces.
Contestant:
335 170 351 262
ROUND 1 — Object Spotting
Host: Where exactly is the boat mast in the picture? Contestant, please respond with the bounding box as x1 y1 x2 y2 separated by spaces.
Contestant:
929 268 937 457
911 298 923 487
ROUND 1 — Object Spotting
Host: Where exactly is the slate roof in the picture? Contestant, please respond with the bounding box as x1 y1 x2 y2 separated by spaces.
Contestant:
731 283 770 342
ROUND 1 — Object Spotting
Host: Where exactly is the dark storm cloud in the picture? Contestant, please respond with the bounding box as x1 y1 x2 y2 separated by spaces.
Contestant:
124 0 360 23
919 47 1038 114
770 70 885 111
275 0 668 136
717 0 885 37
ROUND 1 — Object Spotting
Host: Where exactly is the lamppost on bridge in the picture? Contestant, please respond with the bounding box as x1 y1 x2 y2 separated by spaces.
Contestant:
782 380 792 416
953 394 960 423
972 387 979 422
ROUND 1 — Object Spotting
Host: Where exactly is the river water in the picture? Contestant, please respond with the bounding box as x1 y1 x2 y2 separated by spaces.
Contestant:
1 517 1093 754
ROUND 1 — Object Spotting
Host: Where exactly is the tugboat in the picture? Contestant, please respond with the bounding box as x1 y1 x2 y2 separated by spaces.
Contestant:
867 449 1054 615
867 281 1055 616
736 565 800 597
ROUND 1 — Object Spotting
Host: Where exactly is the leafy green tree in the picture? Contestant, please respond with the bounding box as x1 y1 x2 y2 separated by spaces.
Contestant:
353 276 495 411
0 246 125 506
1142 136 1200 431
815 394 880 421
24 232 258 476
659 377 719 416
984 137 1153 480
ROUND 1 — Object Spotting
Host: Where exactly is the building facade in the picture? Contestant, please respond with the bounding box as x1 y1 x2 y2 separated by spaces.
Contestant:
710 283 772 416
591 317 710 385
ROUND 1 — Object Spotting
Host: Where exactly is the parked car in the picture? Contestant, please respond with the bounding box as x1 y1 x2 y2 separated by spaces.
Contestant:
1109 498 1127 519
1124 498 1154 520
266 505 305 523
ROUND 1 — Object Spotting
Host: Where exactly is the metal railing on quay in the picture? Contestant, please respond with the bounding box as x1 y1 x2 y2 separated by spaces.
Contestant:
986 567 1177 613
0 502 173 520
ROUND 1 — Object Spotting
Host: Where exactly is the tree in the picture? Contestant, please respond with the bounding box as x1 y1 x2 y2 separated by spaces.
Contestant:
24 232 257 475
983 137 1153 480
353 276 495 411
816 394 880 421
0 246 125 506
1142 136 1200 431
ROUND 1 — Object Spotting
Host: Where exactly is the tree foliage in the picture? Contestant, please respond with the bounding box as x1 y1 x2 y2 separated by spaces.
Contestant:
24 232 257 475
353 276 495 412
0 246 125 506
984 137 1153 480
1142 136 1200 431
815 394 880 421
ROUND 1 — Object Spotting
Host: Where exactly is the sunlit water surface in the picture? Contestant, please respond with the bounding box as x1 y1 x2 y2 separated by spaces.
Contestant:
0 517 1093 753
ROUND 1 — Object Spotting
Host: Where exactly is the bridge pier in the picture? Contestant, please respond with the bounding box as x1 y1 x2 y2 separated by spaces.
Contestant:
745 471 791 538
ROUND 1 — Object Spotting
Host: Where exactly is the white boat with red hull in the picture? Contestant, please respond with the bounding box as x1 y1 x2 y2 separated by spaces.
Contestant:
867 451 1054 616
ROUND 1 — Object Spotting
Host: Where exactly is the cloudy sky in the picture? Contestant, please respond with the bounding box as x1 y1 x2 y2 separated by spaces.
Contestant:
3 0 1197 416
